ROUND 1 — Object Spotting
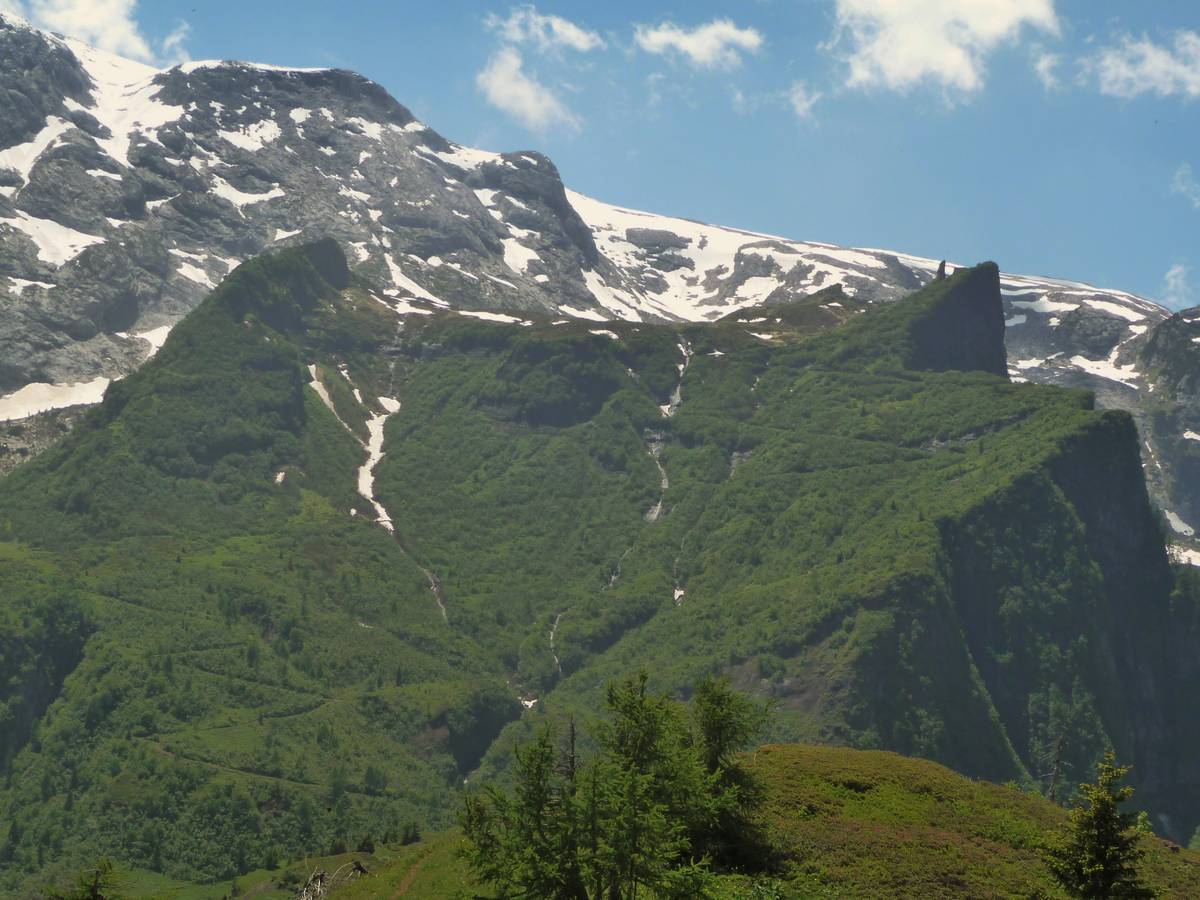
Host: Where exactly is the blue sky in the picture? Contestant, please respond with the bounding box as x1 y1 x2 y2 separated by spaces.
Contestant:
8 0 1200 307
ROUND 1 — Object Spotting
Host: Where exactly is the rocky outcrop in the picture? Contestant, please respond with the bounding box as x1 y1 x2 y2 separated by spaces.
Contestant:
937 407 1194 840
908 262 1008 377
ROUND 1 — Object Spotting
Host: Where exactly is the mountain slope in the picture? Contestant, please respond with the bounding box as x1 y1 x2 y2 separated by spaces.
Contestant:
0 242 521 890
1 13 1197 554
2 243 1199 893
333 745 1200 900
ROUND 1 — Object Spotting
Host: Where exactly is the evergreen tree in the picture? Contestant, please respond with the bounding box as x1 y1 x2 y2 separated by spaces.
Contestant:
461 673 769 899
689 677 773 868
1043 752 1154 899
591 674 715 898
461 726 589 899
46 859 127 900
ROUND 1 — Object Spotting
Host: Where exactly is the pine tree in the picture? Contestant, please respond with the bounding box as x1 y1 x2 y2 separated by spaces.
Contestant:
591 673 715 898
690 676 773 868
461 726 588 899
1043 752 1154 899
47 859 127 900
461 672 768 899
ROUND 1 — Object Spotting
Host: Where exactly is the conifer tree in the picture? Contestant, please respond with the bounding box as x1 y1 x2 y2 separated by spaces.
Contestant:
1043 752 1154 899
461 672 768 899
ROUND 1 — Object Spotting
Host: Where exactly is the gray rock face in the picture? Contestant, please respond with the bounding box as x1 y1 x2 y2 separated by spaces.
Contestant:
0 13 1195 554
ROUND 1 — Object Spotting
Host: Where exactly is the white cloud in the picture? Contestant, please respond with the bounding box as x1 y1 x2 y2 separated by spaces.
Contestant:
160 20 190 65
1163 263 1192 310
1091 31 1200 99
1034 51 1062 90
787 81 821 119
485 5 604 54
634 19 763 69
0 0 189 64
476 46 581 133
1173 164 1200 210
830 0 1060 95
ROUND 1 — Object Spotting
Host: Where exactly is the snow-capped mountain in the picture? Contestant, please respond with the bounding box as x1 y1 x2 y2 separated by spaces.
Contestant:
0 12 1196 550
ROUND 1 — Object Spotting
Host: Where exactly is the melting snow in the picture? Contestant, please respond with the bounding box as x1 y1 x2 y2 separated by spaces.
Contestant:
1166 511 1196 538
174 261 212 287
1011 297 1079 315
358 400 400 531
385 255 444 305
134 325 172 356
560 305 608 321
1173 545 1200 566
0 376 110 422
210 175 285 210
0 116 71 179
63 37 184 166
346 117 384 140
501 238 538 274
1068 351 1140 389
580 268 646 321
5 277 54 295
1082 298 1146 322
432 143 500 171
2 211 103 265
457 310 523 324
218 119 283 152
306 364 338 416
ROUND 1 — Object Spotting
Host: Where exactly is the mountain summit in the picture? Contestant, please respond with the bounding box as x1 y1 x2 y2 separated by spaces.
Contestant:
2 16 1195 552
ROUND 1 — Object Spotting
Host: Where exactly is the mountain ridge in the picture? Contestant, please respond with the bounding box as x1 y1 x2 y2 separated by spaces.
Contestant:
3 14 1197 559
2 242 1199 892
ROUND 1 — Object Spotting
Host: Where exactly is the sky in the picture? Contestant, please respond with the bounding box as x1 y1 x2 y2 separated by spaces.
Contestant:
4 0 1199 308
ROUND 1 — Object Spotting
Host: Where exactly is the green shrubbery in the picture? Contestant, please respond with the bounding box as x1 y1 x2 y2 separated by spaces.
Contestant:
462 674 770 898
1 247 1196 893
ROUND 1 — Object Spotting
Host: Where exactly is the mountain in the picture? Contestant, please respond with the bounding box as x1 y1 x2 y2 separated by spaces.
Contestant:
0 13 1197 560
2 238 1199 893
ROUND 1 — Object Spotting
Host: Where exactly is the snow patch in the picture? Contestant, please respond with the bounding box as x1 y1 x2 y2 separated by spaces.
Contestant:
0 376 110 422
502 238 538 274
210 175 284 210
1166 510 1195 538
1172 545 1200 566
2 211 103 265
6 277 54 295
217 118 282 152
457 310 523 324
559 304 608 321
0 116 71 180
358 401 400 531
64 37 184 166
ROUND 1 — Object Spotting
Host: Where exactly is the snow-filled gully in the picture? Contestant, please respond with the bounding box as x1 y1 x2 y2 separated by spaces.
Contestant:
549 611 565 675
644 339 691 522
307 351 448 623
658 339 692 419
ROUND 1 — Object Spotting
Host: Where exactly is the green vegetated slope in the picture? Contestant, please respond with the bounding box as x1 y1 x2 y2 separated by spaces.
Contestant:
330 744 1200 899
2 242 1199 893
